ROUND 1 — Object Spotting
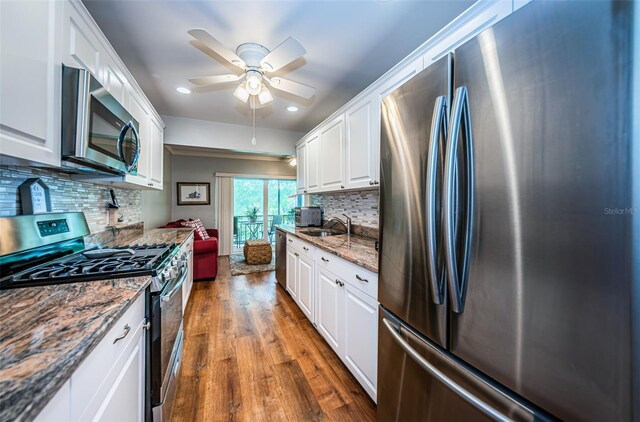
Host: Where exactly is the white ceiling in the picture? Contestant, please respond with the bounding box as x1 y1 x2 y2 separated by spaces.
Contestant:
83 0 473 133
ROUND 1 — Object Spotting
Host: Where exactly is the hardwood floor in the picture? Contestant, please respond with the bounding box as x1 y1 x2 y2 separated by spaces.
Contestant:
171 257 377 422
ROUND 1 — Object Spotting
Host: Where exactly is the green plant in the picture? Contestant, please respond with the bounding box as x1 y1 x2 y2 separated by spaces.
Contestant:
245 206 260 222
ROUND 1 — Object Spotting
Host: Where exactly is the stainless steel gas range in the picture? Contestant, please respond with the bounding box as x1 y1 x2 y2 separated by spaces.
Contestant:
0 212 188 421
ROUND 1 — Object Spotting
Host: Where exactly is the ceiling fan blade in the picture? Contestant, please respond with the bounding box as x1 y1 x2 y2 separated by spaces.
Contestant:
266 76 315 99
260 37 306 72
188 74 244 86
188 28 246 69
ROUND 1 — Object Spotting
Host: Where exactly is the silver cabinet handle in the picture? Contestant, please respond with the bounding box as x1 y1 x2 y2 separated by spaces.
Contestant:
288 239 293 243
303 246 309 251
355 274 368 283
340 185 345 189
443 86 474 314
113 324 131 344
142 320 151 330
426 95 448 305
321 257 329 262
382 318 510 422
294 252 299 257
335 279 344 287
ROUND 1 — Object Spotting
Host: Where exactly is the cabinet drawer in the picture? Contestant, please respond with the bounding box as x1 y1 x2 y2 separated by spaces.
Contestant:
287 235 314 259
316 249 378 300
71 292 146 419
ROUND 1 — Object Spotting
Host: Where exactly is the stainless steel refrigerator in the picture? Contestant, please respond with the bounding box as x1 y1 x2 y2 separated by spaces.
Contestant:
378 1 639 420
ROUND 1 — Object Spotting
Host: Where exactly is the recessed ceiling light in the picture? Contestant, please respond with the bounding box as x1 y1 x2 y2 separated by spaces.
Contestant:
286 105 299 112
176 87 191 94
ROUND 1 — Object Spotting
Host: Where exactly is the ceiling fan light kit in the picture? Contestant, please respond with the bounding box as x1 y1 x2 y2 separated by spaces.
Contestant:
187 29 316 107
233 82 250 102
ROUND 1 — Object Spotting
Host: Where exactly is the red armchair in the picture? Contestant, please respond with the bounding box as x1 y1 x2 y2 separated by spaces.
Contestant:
161 220 218 280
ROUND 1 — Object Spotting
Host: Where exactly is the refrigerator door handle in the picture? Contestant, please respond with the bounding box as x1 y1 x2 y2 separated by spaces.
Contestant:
426 95 448 304
382 317 511 422
444 86 475 314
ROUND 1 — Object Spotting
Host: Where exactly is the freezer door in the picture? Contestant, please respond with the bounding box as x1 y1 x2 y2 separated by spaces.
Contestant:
379 55 450 347
449 1 634 420
378 307 542 422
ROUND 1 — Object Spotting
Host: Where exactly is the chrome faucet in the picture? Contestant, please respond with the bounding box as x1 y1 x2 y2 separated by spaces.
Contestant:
325 214 352 237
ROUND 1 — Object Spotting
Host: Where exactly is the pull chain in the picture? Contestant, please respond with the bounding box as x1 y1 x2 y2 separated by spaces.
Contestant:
251 97 257 145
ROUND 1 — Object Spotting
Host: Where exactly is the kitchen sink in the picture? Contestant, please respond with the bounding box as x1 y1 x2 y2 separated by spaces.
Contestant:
301 230 342 237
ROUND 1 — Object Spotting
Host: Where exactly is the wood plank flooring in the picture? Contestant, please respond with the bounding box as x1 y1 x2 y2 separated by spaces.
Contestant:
171 257 376 422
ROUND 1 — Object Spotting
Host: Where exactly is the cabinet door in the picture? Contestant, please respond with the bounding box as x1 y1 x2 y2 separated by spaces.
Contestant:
315 266 343 355
62 1 101 79
0 0 62 167
345 96 377 189
93 325 145 422
343 283 378 401
286 247 298 300
296 253 314 322
319 115 345 191
149 118 164 189
296 142 307 194
306 134 320 192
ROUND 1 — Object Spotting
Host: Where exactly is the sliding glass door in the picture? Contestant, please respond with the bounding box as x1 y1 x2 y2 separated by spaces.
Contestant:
233 178 298 251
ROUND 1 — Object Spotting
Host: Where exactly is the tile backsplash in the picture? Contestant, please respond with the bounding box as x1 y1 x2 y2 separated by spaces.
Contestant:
0 166 141 234
311 189 379 228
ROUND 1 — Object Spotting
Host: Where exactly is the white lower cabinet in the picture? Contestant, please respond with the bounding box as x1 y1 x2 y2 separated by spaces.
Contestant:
35 293 147 422
181 234 195 314
287 234 378 402
92 327 145 421
297 254 314 322
35 380 70 422
315 266 343 355
342 283 378 400
287 238 314 323
286 246 299 301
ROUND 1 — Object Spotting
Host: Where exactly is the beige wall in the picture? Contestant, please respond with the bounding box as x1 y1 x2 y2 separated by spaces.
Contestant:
141 147 173 229
171 154 296 228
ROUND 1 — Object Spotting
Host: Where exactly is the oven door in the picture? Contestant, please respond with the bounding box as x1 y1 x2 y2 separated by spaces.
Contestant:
61 65 140 175
150 264 186 405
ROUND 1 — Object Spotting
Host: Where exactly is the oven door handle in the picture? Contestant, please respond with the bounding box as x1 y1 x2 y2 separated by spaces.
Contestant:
161 266 187 303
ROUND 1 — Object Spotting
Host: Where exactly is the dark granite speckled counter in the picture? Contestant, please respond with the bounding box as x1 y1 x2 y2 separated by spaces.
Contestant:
276 225 378 273
0 227 194 422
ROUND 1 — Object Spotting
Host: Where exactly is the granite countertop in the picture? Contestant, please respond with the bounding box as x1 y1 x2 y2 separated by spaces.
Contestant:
276 225 379 273
0 227 194 421
88 226 195 249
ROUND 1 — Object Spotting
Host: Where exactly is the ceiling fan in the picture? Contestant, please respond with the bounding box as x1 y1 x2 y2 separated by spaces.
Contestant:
187 29 316 108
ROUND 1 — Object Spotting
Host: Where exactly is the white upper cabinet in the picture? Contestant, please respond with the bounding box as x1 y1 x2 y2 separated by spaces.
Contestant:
295 0 517 195
296 141 307 194
306 133 320 192
0 0 63 167
319 115 345 191
149 118 164 189
345 94 379 189
1 0 164 190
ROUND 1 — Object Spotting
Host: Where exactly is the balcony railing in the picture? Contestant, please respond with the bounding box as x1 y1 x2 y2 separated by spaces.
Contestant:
233 214 294 247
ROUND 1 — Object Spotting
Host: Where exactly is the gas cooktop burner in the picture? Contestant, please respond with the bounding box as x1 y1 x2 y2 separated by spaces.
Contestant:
4 242 178 288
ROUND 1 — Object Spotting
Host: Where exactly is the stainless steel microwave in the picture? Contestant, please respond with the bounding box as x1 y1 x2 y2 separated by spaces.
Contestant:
61 65 140 175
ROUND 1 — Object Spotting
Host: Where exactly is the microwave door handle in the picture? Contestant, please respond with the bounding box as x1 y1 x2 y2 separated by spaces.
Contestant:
117 122 140 172
129 122 140 171
426 95 447 305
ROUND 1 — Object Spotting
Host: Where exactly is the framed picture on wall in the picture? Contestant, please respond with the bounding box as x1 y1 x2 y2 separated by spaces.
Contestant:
177 182 210 206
